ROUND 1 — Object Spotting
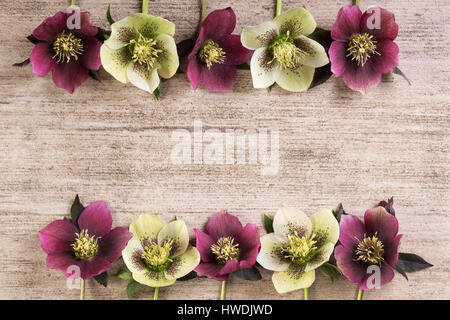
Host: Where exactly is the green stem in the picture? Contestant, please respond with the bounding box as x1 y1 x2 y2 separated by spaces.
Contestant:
80 279 85 300
71 0 76 6
354 0 361 7
142 0 149 15
154 287 160 300
220 280 227 300
201 0 207 22
356 289 364 300
304 287 310 300
275 0 282 17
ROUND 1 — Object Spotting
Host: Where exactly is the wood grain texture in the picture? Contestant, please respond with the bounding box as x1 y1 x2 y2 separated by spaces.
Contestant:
0 0 449 300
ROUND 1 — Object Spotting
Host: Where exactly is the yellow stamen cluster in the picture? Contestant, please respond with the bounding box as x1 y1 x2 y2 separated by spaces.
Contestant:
141 239 173 272
71 230 99 260
346 33 380 67
281 232 317 265
53 32 84 63
199 40 226 69
129 33 162 71
355 233 385 265
211 236 240 265
268 31 308 70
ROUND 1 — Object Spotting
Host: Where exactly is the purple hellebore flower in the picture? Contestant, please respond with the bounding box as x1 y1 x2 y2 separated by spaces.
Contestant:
194 211 260 281
187 7 254 92
39 201 133 280
334 206 402 290
30 11 102 93
329 6 399 94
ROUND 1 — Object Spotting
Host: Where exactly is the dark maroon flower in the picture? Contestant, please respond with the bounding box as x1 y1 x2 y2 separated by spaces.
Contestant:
39 201 132 280
194 211 260 281
30 11 102 93
187 8 253 92
334 206 402 290
329 6 399 93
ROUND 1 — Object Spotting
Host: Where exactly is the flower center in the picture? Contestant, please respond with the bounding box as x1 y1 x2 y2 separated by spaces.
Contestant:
280 232 317 265
211 236 240 265
199 40 226 69
355 233 385 265
71 230 99 260
346 33 380 67
141 240 173 272
129 34 162 71
268 31 308 70
53 32 84 63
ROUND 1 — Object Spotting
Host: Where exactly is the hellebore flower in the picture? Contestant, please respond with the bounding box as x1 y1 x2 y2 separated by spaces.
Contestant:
257 208 339 294
194 211 260 281
329 6 399 93
122 214 200 288
100 13 179 94
30 11 102 93
187 7 253 92
334 206 402 290
39 201 133 280
241 8 329 92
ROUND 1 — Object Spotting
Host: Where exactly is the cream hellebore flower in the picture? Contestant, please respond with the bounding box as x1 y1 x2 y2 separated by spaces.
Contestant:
241 8 329 92
122 214 200 287
257 207 339 294
100 13 179 93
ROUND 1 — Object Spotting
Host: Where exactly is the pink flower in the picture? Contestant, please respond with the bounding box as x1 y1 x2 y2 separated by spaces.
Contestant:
39 201 132 280
30 11 102 93
187 8 253 92
194 211 260 281
329 6 399 93
334 206 402 290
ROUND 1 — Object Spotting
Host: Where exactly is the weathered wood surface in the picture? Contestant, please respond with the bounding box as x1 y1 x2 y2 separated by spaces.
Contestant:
0 0 448 300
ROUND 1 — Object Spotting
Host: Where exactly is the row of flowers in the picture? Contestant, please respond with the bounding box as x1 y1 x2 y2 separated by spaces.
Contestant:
39 195 432 300
18 0 406 97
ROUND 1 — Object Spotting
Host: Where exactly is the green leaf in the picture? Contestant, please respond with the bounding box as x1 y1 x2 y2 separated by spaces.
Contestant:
308 27 333 89
171 215 178 221
236 63 250 70
126 280 139 299
393 264 408 281
392 67 411 86
96 28 111 42
153 76 162 101
319 262 342 282
377 196 395 216
177 270 198 281
106 4 115 26
263 214 274 233
267 83 276 93
93 271 108 287
115 267 133 282
395 253 433 273
27 34 42 44
88 69 101 82
13 58 30 67
332 203 347 222
232 267 262 281
70 195 84 229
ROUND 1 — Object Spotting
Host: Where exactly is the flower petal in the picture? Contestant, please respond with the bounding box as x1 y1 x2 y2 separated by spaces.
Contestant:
130 214 166 244
33 11 67 41
273 207 312 237
205 211 243 241
257 233 290 272
384 234 402 267
235 223 260 263
241 21 279 50
200 63 237 92
46 251 85 278
155 33 179 79
334 244 366 283
157 220 189 257
77 201 112 237
341 60 382 94
310 209 339 247
133 270 176 287
122 236 146 275
304 242 335 272
126 62 161 93
195 262 228 281
364 206 399 244
331 5 362 41
370 39 399 74
276 64 315 92
30 43 55 77
165 245 200 280
294 35 329 68
194 229 215 262
81 255 111 279
361 7 398 40
79 37 102 71
272 266 315 294
274 8 317 37
339 214 365 250
329 41 348 77
219 259 240 275
201 7 236 40
358 261 395 290
250 47 280 88
218 34 254 66
100 45 131 83
51 60 88 93
187 55 203 90
39 220 77 254
97 227 133 262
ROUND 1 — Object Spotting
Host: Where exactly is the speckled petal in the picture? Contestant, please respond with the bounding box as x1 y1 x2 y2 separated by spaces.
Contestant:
310 209 339 247
165 246 200 280
126 62 161 93
272 265 315 294
129 214 166 245
273 207 312 238
275 64 315 92
100 44 131 83
304 242 335 272
250 47 280 88
133 270 176 287
273 8 316 37
257 233 290 272
294 35 329 68
241 21 279 50
157 220 189 257
122 236 146 275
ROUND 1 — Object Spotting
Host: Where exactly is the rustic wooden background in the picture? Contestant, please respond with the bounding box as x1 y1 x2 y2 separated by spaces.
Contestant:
0 0 448 300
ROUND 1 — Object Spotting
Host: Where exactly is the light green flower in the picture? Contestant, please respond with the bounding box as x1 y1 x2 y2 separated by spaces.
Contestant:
100 13 179 93
257 207 339 294
241 8 329 92
122 214 200 287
